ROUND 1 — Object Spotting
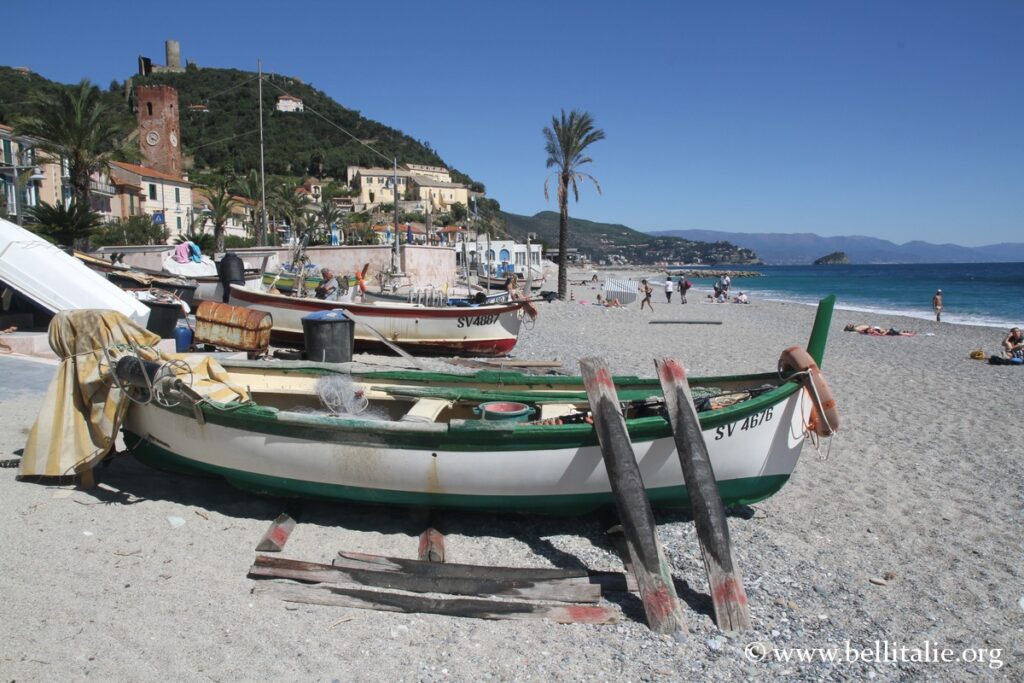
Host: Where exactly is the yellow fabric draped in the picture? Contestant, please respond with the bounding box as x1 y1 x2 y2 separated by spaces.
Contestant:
19 309 247 479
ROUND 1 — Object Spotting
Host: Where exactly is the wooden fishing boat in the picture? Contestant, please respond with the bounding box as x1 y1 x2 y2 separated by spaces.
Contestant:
120 296 838 512
261 271 324 294
228 285 529 356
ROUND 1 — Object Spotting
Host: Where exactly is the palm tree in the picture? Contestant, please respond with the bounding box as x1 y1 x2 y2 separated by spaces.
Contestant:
26 200 103 248
202 181 241 253
312 199 345 246
15 80 130 210
269 182 313 244
543 109 605 300
234 169 266 245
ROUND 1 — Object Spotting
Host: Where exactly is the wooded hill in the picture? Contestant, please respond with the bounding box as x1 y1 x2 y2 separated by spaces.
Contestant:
502 211 760 265
1 65 761 264
0 65 479 189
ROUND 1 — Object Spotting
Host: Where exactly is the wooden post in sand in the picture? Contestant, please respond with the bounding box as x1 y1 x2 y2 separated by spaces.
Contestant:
655 358 751 632
580 357 687 637
414 510 446 563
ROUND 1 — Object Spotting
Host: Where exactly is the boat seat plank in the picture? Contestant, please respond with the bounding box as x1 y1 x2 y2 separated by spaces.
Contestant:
538 403 580 420
400 398 453 423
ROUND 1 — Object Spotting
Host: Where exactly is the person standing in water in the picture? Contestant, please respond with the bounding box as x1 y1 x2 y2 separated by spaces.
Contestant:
932 289 943 322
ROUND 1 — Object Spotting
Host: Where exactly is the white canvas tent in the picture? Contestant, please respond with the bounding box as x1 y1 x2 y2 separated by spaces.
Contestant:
0 218 151 326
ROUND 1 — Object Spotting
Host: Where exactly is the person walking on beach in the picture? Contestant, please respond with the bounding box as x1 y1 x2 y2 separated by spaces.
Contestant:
664 279 673 303
679 278 692 304
932 289 943 322
640 279 653 311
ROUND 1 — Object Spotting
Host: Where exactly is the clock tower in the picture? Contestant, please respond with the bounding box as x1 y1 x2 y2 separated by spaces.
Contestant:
135 84 182 177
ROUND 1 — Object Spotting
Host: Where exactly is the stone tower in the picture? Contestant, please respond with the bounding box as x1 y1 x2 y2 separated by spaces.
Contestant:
135 84 182 176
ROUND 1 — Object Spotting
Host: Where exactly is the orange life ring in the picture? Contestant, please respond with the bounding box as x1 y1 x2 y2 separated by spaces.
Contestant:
779 346 839 437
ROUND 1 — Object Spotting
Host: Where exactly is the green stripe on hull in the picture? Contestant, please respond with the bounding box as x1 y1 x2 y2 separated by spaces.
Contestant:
125 431 791 513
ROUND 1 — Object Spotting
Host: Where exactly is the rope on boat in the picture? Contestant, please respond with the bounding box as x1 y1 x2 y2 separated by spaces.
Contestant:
785 368 836 460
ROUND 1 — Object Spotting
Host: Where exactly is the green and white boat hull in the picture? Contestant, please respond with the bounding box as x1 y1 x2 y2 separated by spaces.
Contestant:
123 379 806 511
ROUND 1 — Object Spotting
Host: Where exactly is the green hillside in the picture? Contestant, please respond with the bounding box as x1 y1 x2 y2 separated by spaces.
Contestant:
502 211 760 265
0 65 478 188
0 66 130 128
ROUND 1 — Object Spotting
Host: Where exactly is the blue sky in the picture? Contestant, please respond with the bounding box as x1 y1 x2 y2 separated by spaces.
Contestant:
3 1 1021 245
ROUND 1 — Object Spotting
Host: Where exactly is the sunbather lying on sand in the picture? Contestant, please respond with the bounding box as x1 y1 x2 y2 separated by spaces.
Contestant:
844 324 917 337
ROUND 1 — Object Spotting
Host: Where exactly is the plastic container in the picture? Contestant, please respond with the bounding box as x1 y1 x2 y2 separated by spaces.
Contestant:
173 325 194 353
143 301 181 339
218 253 246 302
473 401 535 422
302 310 354 363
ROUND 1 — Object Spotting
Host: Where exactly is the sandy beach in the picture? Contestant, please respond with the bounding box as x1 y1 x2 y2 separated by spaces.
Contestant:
1 275 1021 681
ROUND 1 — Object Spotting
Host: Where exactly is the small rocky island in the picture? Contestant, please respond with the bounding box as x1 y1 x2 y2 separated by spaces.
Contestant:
813 251 849 265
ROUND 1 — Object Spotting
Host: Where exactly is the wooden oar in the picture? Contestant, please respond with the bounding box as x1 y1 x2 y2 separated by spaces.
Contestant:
655 358 751 632
580 357 688 637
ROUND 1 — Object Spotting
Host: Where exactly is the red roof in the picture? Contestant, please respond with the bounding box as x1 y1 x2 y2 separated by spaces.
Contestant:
110 161 188 184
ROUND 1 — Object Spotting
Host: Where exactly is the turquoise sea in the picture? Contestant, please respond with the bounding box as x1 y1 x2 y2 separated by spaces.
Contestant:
663 262 1024 328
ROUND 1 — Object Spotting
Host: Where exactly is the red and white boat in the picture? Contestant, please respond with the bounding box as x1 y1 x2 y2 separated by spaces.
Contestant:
228 285 530 356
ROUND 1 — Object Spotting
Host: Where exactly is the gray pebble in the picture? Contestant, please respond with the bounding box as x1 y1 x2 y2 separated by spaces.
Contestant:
705 636 725 651
813 584 828 597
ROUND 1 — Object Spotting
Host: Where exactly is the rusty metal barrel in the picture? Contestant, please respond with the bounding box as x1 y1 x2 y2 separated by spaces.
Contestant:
193 301 272 354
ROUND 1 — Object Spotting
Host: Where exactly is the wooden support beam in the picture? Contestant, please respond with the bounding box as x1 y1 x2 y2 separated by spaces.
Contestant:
250 555 600 603
580 357 688 637
253 582 619 624
256 513 297 552
655 358 752 632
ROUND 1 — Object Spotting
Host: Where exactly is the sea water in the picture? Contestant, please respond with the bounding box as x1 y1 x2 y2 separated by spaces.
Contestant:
658 262 1024 328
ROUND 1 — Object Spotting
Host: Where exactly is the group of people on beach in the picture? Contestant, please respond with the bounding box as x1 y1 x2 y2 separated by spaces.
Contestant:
636 277 694 311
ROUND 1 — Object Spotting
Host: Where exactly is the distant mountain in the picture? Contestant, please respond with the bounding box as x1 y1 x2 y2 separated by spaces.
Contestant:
502 211 759 265
648 229 1024 265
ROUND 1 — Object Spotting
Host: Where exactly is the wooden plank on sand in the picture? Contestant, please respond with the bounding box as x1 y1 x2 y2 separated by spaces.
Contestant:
580 357 688 636
655 358 751 632
253 582 619 624
333 550 634 593
255 513 296 552
250 555 600 603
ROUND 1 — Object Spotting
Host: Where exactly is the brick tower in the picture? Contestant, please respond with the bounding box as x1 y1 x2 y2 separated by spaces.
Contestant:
135 84 182 176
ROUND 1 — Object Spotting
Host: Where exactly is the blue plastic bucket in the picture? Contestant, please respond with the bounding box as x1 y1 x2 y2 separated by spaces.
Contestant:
474 401 534 422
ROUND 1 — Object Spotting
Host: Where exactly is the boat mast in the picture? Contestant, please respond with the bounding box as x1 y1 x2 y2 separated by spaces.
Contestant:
392 157 402 274
258 59 269 246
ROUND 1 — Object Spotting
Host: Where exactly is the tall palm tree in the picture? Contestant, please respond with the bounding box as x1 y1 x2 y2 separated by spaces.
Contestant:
203 181 241 253
15 80 130 210
543 109 605 300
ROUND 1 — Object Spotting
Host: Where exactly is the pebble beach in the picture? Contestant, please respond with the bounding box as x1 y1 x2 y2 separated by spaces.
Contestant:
1 272 1022 681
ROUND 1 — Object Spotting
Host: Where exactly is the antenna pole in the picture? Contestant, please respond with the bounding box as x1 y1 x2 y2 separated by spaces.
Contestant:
258 59 269 246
